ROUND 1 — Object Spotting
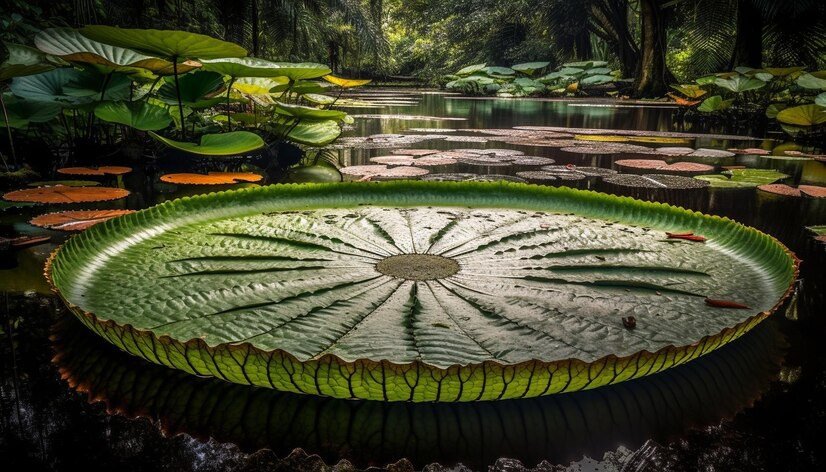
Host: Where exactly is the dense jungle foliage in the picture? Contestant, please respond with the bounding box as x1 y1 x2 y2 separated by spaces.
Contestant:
2 0 824 97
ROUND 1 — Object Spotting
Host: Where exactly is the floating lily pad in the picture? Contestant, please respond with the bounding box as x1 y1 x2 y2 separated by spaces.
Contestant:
604 174 710 190
695 169 789 188
420 174 527 183
510 157 556 166
655 147 695 156
516 170 585 183
513 126 754 141
351 114 467 121
561 143 654 155
160 172 263 185
575 135 691 145
457 156 512 167
457 148 524 158
370 155 457 167
30 209 135 231
443 136 490 143
758 184 826 198
688 148 736 159
149 131 265 156
340 165 430 179
615 159 714 175
539 165 618 178
727 148 771 156
391 149 438 156
27 180 101 187
46 182 797 402
4 186 129 203
58 166 132 176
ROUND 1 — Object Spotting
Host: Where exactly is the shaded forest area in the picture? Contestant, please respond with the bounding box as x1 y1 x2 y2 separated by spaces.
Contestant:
1 0 825 96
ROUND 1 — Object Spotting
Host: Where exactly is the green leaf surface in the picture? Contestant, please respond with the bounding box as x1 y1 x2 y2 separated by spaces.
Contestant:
268 62 332 81
95 100 173 131
80 26 247 60
274 102 348 121
1 42 56 81
157 70 225 108
200 56 286 78
695 169 789 188
34 27 194 75
796 73 826 90
776 104 826 126
455 63 486 76
0 93 61 128
697 95 733 113
149 130 265 156
268 119 341 146
714 75 765 93
48 182 797 402
511 62 549 75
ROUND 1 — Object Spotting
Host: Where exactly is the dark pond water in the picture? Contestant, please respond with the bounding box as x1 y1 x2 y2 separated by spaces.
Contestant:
2 89 825 471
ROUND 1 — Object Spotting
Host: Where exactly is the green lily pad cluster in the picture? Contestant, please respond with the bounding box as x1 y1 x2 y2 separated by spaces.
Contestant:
444 60 623 97
670 66 826 137
1 26 369 159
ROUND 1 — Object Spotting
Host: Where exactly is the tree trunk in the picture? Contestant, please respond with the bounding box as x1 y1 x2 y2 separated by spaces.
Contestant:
729 0 762 68
251 0 259 56
574 29 593 60
591 0 639 78
633 0 673 97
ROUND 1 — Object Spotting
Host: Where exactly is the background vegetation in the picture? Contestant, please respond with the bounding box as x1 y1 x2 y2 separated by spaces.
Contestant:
2 0 825 96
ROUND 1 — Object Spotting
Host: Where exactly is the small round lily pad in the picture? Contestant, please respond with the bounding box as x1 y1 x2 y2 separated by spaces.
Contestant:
604 174 710 190
340 165 430 180
58 166 132 176
419 173 527 182
4 186 130 204
615 159 714 175
159 172 264 185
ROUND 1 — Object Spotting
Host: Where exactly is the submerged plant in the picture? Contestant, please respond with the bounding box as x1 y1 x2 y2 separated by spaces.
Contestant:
47 182 798 402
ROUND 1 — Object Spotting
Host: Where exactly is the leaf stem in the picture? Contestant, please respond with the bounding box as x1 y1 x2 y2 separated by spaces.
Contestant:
172 58 186 140
0 91 15 169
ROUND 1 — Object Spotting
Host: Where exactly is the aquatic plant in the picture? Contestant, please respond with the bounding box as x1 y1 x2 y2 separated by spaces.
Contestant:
47 181 798 402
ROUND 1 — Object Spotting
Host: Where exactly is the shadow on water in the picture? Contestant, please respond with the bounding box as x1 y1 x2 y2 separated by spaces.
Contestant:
48 313 786 470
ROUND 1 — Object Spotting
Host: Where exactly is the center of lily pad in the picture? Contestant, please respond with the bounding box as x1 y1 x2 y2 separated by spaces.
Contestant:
375 254 460 281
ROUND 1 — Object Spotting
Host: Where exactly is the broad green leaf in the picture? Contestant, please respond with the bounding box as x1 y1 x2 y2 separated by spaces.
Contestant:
274 102 348 121
697 95 733 113
482 66 515 77
581 74 614 86
714 75 766 93
695 75 716 85
815 93 826 108
762 67 804 77
754 72 773 82
558 67 584 76
62 68 131 100
270 80 331 95
269 119 342 146
0 93 61 128
796 73 826 90
302 93 336 105
149 130 265 156
776 104 826 126
511 62 549 76
285 164 342 183
269 62 332 81
34 27 198 75
94 100 173 131
47 182 797 402
200 56 286 78
80 26 246 60
670 84 707 99
455 63 486 76
157 70 225 108
10 68 87 104
695 169 789 188
0 42 56 81
766 103 787 119
232 76 288 95
323 75 371 88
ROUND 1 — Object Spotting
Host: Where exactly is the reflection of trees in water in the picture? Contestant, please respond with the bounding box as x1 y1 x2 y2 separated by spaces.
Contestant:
50 314 786 469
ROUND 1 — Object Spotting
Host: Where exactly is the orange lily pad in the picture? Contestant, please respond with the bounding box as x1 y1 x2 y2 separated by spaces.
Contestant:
616 159 714 175
3 186 130 204
30 210 136 231
757 184 801 197
799 185 826 198
159 172 264 185
58 166 133 176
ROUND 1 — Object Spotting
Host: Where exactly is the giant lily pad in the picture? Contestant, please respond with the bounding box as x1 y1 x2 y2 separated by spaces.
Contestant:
46 182 797 402
80 26 247 60
157 70 225 108
94 100 172 131
4 186 129 203
149 131 265 156
35 28 198 75
269 62 332 81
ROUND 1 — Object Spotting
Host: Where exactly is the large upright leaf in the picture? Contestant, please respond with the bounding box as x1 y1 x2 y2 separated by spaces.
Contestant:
1 43 56 81
200 57 286 78
269 62 332 81
0 94 61 128
47 182 797 402
322 75 371 88
796 73 826 90
511 62 550 76
149 130 265 156
776 104 826 126
455 63 486 76
157 70 225 108
274 102 348 121
697 95 733 113
269 119 341 146
9 68 85 103
714 75 765 93
94 100 173 131
35 28 199 75
80 26 247 60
